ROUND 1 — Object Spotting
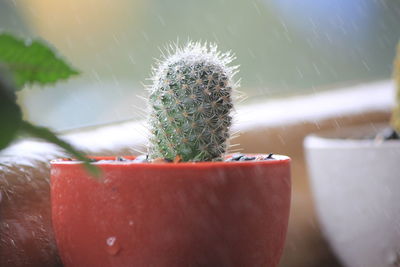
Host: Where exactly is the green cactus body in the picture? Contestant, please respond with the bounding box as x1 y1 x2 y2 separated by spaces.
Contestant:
391 43 400 134
147 42 239 161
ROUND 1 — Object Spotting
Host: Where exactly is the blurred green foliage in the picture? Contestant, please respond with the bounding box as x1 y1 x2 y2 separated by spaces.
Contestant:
0 71 22 150
0 33 79 89
0 33 97 175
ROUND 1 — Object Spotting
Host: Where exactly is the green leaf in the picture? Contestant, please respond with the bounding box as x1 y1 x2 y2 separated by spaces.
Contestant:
0 71 22 149
0 33 79 89
20 120 101 177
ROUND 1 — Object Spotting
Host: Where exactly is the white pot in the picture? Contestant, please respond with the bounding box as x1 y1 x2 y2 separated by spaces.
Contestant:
304 124 400 267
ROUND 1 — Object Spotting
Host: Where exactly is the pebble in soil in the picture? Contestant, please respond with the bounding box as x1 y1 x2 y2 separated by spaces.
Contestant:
225 153 275 162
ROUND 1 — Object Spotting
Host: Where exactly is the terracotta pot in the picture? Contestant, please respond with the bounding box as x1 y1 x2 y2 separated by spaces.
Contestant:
51 155 291 267
304 125 400 267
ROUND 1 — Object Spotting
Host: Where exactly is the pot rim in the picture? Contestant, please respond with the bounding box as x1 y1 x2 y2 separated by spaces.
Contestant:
304 134 400 149
50 154 290 168
304 123 400 149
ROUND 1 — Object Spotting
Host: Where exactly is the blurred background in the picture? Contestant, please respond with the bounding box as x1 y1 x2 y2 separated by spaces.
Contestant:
1 0 400 130
1 1 400 267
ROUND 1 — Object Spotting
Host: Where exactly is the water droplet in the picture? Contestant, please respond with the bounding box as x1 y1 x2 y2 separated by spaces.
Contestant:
106 236 121 256
129 220 134 226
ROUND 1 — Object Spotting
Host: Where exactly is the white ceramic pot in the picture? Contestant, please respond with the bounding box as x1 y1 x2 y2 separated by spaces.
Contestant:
304 124 400 267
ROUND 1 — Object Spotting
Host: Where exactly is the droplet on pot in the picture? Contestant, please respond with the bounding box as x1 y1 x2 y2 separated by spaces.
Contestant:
106 236 121 256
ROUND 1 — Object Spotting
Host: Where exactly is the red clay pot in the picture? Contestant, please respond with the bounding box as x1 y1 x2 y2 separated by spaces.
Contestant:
51 155 291 267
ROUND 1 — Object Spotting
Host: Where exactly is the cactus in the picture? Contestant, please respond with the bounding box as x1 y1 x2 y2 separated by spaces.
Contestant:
147 42 239 161
391 42 400 134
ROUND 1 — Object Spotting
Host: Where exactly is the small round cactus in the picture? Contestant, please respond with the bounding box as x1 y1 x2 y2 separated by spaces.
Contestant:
147 42 239 161
391 42 400 134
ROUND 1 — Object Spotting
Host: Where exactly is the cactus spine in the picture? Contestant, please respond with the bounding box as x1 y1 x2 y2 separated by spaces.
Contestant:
391 42 400 134
147 42 239 161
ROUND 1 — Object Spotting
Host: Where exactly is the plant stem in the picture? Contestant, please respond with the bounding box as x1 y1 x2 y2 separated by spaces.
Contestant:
20 120 100 177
